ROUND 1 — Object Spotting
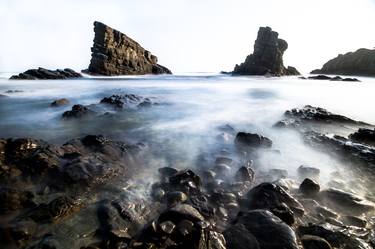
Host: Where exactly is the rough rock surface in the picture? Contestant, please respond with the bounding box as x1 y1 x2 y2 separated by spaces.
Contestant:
86 21 172 76
311 48 375 76
233 27 300 76
10 68 82 80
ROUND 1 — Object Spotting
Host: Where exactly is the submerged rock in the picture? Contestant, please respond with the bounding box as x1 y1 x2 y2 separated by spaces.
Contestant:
311 48 375 76
235 132 272 150
306 75 360 82
86 21 171 76
100 94 153 109
233 26 300 76
62 104 96 119
10 68 82 80
50 98 70 107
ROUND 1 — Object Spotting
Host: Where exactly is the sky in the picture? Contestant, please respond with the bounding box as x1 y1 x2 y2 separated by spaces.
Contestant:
0 0 374 74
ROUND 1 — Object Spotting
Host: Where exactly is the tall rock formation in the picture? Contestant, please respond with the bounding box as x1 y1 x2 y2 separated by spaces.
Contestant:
233 27 299 76
86 21 171 76
311 48 375 76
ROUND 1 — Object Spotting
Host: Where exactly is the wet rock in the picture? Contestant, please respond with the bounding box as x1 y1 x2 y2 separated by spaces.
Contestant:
233 26 300 76
245 183 304 216
100 94 151 109
158 167 179 178
349 128 375 146
308 75 332 80
340 215 367 228
62 104 96 119
270 203 295 226
10 68 82 80
5 90 23 93
50 98 70 107
235 132 272 150
158 204 205 224
224 224 260 249
298 165 320 181
80 134 110 148
301 235 332 249
86 21 171 75
0 220 38 248
297 224 371 249
235 210 299 249
235 166 255 183
318 188 375 215
310 48 375 77
169 169 202 193
299 178 320 197
166 191 188 205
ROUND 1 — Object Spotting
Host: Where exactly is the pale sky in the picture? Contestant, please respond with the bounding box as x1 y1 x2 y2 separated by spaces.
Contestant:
0 0 374 74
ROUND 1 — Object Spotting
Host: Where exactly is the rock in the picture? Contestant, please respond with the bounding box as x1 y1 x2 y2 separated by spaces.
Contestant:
270 203 295 226
166 191 188 205
158 204 205 224
50 98 70 107
86 21 171 76
300 235 332 249
299 178 320 197
308 75 332 80
233 26 300 76
158 167 179 177
0 94 8 98
235 166 255 183
297 165 320 181
169 169 202 193
341 215 367 228
100 94 152 109
224 224 260 249
310 48 375 76
330 76 343 81
235 132 272 150
235 210 299 249
318 188 374 215
349 128 375 146
342 77 360 82
0 188 35 214
10 68 82 80
62 104 96 119
244 183 304 216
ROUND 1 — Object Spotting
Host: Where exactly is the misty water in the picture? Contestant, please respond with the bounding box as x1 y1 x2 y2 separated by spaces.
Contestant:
1 73 375 187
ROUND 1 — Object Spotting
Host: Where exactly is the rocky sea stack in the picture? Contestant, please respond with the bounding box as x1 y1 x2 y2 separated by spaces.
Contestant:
311 48 375 76
233 27 300 76
86 21 172 76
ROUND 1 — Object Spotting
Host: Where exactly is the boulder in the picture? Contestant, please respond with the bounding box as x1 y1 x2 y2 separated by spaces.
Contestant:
62 104 96 119
100 94 152 109
300 235 332 249
10 68 82 80
310 48 375 76
224 224 260 249
233 27 300 76
235 132 272 150
349 128 375 146
299 178 320 197
86 21 171 76
235 210 299 249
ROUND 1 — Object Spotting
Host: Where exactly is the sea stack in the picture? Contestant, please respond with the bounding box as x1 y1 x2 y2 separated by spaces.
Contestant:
233 27 300 76
86 21 172 76
311 48 375 76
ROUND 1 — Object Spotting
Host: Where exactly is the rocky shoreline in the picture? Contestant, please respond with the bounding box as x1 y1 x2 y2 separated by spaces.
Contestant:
1 100 375 249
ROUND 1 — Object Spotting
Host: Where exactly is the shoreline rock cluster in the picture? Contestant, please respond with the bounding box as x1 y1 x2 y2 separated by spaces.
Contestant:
9 68 82 80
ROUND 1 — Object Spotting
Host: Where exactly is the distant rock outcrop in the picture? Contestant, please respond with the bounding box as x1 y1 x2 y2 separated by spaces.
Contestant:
233 27 300 76
311 48 375 76
86 21 172 76
10 68 82 80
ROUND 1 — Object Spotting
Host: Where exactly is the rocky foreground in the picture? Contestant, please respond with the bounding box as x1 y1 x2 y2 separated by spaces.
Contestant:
233 27 300 76
311 48 375 77
10 68 82 80
1 97 375 249
85 21 172 76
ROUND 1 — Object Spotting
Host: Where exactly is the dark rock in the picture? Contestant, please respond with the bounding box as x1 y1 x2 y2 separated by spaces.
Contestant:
244 183 304 216
158 167 179 177
235 166 255 183
299 178 320 197
100 94 151 109
62 104 96 119
224 224 260 249
233 27 300 76
330 76 343 81
342 77 360 82
300 235 332 249
166 191 188 205
86 21 171 76
0 188 35 214
5 90 23 93
349 128 375 146
308 75 332 80
318 188 374 215
158 204 205 224
310 48 375 76
0 94 8 98
235 210 299 249
270 203 295 226
169 169 202 193
297 224 370 249
50 98 70 107
340 215 367 228
235 132 272 150
10 68 82 80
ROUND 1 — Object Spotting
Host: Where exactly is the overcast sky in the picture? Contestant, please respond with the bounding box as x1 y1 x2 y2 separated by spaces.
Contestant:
0 0 374 74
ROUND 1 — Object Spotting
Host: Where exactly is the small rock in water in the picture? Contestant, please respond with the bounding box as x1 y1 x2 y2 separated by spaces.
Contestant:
235 132 273 149
62 104 96 119
299 178 320 197
50 98 70 107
